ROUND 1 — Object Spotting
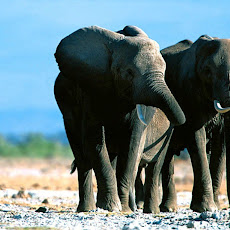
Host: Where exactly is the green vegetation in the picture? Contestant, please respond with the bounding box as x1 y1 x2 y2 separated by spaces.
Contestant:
0 133 72 158
0 132 189 160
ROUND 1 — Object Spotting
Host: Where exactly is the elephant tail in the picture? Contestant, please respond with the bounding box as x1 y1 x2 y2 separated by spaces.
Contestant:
70 159 77 174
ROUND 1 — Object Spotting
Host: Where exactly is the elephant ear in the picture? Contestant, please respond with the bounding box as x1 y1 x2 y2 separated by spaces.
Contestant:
194 35 221 76
55 26 123 88
195 35 219 58
179 35 217 80
116 25 148 38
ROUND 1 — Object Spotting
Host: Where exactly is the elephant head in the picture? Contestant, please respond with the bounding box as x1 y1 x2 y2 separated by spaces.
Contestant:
181 35 230 113
55 26 185 126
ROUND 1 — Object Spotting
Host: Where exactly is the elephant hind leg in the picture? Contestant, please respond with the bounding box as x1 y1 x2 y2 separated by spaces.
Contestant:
77 167 96 212
64 118 96 212
143 133 173 214
143 161 161 213
54 73 98 212
135 166 145 209
160 154 177 212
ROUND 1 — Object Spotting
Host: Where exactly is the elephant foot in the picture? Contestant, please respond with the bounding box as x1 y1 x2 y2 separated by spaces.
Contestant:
160 199 177 212
77 202 96 212
190 198 217 212
143 205 160 214
121 204 133 213
96 194 121 212
136 201 144 209
214 200 221 210
214 194 221 210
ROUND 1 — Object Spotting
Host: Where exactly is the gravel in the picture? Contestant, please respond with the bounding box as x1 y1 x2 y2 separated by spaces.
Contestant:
0 189 229 229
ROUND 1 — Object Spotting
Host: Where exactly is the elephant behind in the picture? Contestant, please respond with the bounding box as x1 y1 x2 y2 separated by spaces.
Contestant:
54 25 185 212
158 35 230 213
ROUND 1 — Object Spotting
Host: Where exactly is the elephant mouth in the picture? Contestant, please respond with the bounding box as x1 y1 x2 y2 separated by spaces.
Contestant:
121 85 133 103
214 100 230 114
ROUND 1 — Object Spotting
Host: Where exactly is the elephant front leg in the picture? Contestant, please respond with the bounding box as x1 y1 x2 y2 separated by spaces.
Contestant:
116 159 135 212
86 126 121 212
209 129 226 209
224 113 230 205
160 154 177 212
116 132 144 212
188 127 217 212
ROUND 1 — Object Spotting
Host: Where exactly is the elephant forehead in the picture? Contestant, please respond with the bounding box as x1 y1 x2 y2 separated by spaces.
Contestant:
219 39 230 56
134 51 159 65
141 39 160 53
196 39 230 66
212 40 230 65
125 37 160 52
134 50 166 72
219 38 230 44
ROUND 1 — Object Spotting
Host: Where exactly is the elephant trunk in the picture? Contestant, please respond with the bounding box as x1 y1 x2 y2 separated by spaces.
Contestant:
135 72 186 126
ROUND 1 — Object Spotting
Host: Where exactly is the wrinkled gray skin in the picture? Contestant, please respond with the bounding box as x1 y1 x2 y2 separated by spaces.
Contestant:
54 25 185 212
136 108 173 213
225 114 230 204
158 36 230 212
205 113 226 209
116 26 175 213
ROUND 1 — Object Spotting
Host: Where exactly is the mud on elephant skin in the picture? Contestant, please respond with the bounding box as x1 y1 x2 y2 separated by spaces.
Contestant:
54 25 185 212
159 35 230 213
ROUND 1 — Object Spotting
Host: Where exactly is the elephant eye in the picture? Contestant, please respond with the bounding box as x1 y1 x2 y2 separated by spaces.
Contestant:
127 69 134 76
203 66 212 78
126 68 134 81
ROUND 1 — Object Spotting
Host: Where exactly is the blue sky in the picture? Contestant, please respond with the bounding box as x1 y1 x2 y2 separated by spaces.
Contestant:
1 0 230 134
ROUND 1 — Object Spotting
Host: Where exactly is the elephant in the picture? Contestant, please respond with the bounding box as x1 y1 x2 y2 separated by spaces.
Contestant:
225 113 230 204
157 35 230 213
54 25 185 212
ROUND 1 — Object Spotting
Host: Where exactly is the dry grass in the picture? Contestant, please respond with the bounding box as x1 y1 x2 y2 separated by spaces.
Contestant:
0 158 227 195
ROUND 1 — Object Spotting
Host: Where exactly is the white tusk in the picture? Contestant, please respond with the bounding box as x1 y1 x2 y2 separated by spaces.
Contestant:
214 100 230 114
136 104 147 126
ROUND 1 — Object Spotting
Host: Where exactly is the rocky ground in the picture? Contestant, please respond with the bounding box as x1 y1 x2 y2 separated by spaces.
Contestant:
0 158 229 229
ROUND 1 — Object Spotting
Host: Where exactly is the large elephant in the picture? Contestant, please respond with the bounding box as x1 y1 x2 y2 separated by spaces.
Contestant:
158 35 230 212
54 25 185 212
225 114 230 204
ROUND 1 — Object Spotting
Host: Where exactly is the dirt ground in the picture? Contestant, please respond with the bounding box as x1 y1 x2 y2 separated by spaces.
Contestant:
0 157 226 194
0 157 229 229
